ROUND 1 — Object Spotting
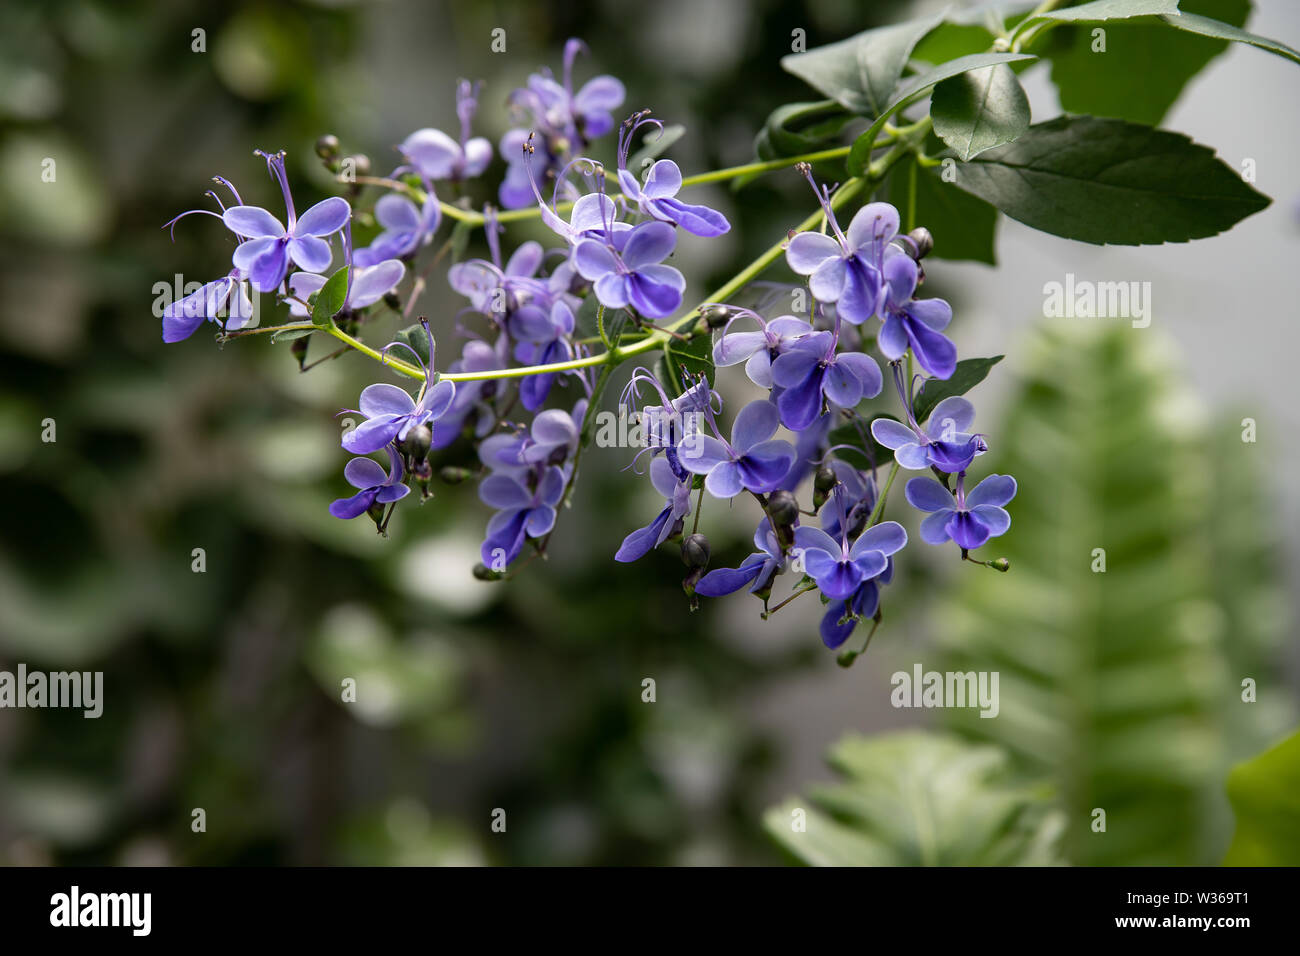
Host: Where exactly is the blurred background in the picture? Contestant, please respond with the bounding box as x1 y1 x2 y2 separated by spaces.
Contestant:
0 0 1295 865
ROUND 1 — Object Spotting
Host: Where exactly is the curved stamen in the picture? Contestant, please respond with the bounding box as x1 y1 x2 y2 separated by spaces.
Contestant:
255 149 296 229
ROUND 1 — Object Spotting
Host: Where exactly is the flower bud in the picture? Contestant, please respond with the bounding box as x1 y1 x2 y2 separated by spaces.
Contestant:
347 154 371 177
315 134 340 161
991 557 1010 572
681 532 710 568
439 466 472 484
813 464 837 509
703 305 730 329
767 489 799 528
473 562 505 581
401 424 432 459
907 226 934 260
383 291 401 311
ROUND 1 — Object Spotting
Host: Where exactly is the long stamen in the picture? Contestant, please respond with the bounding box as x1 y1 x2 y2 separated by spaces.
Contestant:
796 163 848 246
255 149 296 228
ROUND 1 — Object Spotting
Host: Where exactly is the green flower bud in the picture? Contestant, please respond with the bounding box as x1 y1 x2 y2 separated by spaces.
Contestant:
439 466 473 484
401 424 431 459
315 134 340 161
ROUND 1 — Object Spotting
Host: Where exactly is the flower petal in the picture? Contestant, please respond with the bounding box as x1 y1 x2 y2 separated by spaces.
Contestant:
222 205 284 238
360 383 415 418
846 202 899 253
971 504 1011 537
622 221 677 269
850 520 907 559
925 396 975 436
343 456 388 490
614 507 673 562
731 399 780 450
966 473 1018 508
288 235 333 274
904 476 955 513
738 440 796 493
294 196 351 237
786 232 840 275
870 417 917 450
704 460 744 499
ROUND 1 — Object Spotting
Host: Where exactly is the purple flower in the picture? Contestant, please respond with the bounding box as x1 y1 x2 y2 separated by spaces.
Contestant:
905 472 1016 550
573 220 685 318
785 173 899 325
695 518 787 596
876 250 957 379
820 569 890 649
615 113 729 238
794 501 906 602
680 399 795 498
712 311 814 388
223 150 351 293
872 399 984 473
342 379 456 455
398 82 492 181
819 460 877 540
497 39 625 209
509 298 575 411
770 330 882 431
162 270 255 343
478 465 566 567
286 260 406 317
354 193 440 267
448 233 550 317
615 456 693 562
329 446 409 519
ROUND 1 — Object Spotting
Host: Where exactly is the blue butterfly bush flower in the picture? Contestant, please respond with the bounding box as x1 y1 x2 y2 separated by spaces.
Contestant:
161 37 1019 657
330 447 410 519
793 487 907 601
905 473 1017 550
499 39 625 209
871 363 986 472
223 150 351 293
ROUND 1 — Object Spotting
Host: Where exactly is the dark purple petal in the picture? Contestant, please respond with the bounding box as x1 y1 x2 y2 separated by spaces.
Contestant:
919 510 955 545
904 314 957 380
947 510 992 550
622 221 676 269
657 197 730 237
626 267 683 318
820 599 857 649
775 363 826 431
342 414 405 454
694 554 766 596
737 440 796 493
614 507 674 562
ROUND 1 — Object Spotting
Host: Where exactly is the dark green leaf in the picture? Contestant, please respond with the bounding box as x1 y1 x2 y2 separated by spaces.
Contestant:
781 13 946 115
393 323 432 367
913 355 1004 422
888 156 999 264
311 266 350 328
951 115 1269 245
655 330 713 397
270 328 314 343
1161 8 1300 65
1045 0 1250 127
848 52 1036 175
754 100 855 160
931 63 1031 161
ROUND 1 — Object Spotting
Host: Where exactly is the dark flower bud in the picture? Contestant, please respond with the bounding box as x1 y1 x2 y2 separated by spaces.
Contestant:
439 466 472 484
290 335 309 370
348 154 371 177
401 424 432 459
681 533 710 568
813 464 837 510
315 134 340 161
410 458 432 482
767 489 799 528
906 226 934 260
703 305 730 329
383 291 401 311
473 562 505 581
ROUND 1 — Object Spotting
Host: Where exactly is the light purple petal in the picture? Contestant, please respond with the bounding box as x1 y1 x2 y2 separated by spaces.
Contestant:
704 460 744 499
846 202 899 252
479 474 531 509
294 197 351 237
731 399 780 451
971 504 1011 537
573 239 619 280
525 505 557 537
966 474 1017 508
575 75 626 113
505 240 544 277
877 313 909 361
349 260 405 308
641 160 683 199
622 221 676 269
401 128 462 180
904 476 955 513
343 456 388 490
871 417 916 450
925 396 976 436
786 232 839 274
808 255 848 301
714 330 766 367
288 235 332 273
823 362 863 408
374 193 422 232
920 509 956 544
222 205 284 238
360 383 415 418
678 435 731 473
850 520 907 559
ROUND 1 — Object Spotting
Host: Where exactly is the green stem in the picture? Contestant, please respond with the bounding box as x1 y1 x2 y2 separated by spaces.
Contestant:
867 461 900 527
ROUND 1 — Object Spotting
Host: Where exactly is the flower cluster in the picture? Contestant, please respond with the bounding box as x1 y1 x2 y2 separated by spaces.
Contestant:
161 39 1015 660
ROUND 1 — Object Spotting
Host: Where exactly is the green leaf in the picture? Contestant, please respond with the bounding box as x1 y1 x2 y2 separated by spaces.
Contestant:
1044 0 1250 127
889 157 999 264
1022 0 1180 25
913 355 1004 422
627 123 686 172
311 266 350 328
950 115 1269 245
847 52 1036 176
933 323 1280 864
1223 729 1300 865
765 731 1065 866
270 328 313 343
655 330 713 397
781 13 946 115
753 100 855 160
393 323 431 367
931 63 1031 161
1161 9 1300 65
